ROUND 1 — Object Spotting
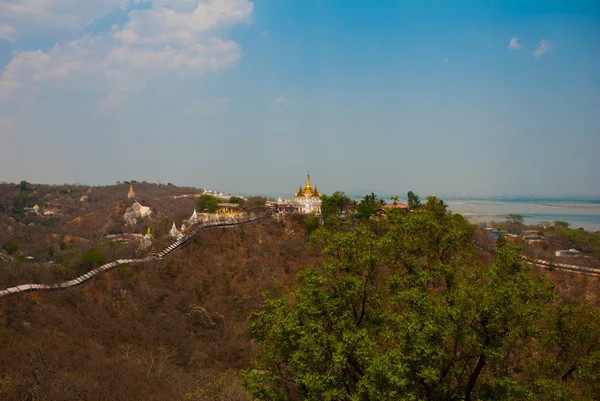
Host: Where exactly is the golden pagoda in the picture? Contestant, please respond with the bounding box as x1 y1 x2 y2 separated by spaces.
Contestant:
298 173 320 198
128 185 135 199
289 173 322 213
146 226 152 235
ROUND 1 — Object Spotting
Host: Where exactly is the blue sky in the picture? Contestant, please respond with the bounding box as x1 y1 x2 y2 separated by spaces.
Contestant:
0 0 599 197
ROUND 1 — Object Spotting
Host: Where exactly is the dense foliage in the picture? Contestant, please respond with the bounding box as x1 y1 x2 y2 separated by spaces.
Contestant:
354 192 385 219
244 206 600 400
196 194 222 213
407 190 421 209
320 192 354 221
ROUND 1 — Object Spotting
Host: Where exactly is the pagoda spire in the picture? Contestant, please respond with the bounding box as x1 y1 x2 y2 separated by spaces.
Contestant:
128 185 135 199
305 173 311 189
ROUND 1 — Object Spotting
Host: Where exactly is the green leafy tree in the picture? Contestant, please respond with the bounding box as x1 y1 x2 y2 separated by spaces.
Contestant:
17 180 29 192
506 213 525 225
243 205 595 400
424 195 449 217
2 241 19 255
354 192 385 219
196 194 221 213
407 190 421 209
527 302 600 399
554 221 570 229
81 247 104 268
229 196 245 205
321 191 354 226
303 214 321 235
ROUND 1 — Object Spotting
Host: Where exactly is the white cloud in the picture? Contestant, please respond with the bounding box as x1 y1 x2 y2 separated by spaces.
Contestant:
0 80 20 100
114 0 253 46
0 0 254 106
0 0 130 36
275 95 285 104
0 23 15 40
508 36 522 50
533 40 552 57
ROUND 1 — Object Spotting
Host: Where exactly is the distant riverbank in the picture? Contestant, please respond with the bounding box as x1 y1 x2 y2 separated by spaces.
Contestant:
447 199 600 232
265 193 600 232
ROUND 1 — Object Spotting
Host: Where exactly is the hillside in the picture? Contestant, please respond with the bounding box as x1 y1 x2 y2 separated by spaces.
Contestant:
1 188 599 400
0 182 207 289
0 218 318 400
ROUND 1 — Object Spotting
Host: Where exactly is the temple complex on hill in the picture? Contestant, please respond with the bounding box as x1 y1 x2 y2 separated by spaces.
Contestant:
277 174 322 214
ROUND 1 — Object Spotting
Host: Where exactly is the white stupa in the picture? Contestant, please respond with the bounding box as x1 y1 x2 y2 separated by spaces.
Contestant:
141 226 153 249
169 222 182 239
187 208 201 225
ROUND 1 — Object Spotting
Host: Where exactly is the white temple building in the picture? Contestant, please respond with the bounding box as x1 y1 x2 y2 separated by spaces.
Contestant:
277 174 322 214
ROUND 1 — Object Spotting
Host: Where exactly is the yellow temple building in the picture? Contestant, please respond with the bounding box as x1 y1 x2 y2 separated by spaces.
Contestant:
278 174 322 213
294 173 321 199
127 185 135 199
216 203 241 214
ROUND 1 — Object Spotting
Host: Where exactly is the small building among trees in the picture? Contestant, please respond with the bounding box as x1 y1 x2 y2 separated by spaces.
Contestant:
216 203 240 214
555 249 582 257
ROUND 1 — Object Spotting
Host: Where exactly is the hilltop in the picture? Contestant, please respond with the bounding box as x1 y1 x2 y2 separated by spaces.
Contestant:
0 182 211 288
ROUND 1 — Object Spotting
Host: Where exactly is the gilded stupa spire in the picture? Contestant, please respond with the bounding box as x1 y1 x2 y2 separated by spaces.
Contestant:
128 185 135 199
305 173 311 189
146 226 152 235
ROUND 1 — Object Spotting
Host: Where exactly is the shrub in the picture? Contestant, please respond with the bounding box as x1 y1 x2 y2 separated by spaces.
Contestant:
2 241 18 255
82 247 104 267
302 214 320 235
116 266 133 278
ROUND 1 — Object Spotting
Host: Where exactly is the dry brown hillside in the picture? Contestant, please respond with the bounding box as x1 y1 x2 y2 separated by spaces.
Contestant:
0 182 206 289
0 218 319 400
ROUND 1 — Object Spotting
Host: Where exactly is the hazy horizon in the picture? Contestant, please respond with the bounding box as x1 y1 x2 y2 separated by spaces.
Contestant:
3 179 600 200
1 1 599 196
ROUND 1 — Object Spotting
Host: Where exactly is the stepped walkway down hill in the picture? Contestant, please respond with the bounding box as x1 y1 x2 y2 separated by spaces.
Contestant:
2 212 598 298
0 213 268 298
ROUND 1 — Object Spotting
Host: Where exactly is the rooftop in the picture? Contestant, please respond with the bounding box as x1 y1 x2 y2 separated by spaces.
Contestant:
217 203 240 208
382 203 408 209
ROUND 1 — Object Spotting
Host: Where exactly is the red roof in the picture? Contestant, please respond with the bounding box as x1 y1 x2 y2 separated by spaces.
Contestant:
382 203 408 209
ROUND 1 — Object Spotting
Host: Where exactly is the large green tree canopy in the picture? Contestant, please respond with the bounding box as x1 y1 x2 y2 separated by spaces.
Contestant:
320 191 354 218
244 205 600 400
196 194 221 213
